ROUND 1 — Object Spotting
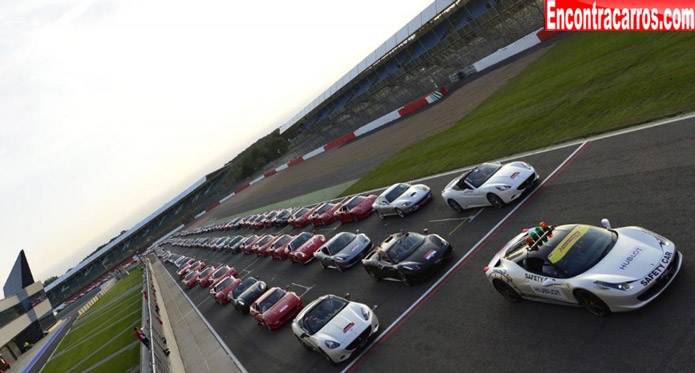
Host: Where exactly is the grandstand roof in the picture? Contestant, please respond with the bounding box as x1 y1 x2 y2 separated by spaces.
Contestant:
279 0 457 134
45 176 208 292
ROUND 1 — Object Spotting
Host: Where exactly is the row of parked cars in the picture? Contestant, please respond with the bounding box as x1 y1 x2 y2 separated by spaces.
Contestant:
158 249 380 363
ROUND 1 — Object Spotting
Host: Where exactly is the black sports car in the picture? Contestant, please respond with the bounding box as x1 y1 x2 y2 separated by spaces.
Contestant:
362 232 453 285
231 277 267 314
274 208 294 227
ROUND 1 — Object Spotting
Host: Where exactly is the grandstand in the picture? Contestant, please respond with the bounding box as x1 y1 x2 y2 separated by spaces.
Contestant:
273 0 546 167
46 0 546 306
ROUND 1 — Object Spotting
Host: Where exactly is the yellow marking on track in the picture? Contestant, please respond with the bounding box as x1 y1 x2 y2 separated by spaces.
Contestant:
448 208 483 236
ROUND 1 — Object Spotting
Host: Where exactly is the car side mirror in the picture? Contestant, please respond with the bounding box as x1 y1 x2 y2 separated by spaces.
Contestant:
355 229 360 234
344 293 351 300
300 333 308 339
601 218 612 229
542 278 563 287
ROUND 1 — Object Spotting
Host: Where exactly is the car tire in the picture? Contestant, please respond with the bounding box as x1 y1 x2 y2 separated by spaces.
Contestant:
396 208 405 218
575 290 612 317
367 269 382 281
492 279 522 303
320 261 327 269
335 262 343 272
447 199 464 213
376 211 384 220
487 194 505 209
398 272 411 287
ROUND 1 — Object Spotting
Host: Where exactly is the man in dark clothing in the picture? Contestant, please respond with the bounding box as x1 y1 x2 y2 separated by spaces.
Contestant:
134 327 150 349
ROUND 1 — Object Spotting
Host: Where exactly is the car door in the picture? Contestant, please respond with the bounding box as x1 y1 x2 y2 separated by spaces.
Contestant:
515 261 573 302
315 247 331 266
372 251 398 279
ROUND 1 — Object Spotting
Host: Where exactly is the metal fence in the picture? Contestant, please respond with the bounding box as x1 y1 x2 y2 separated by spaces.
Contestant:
143 260 170 373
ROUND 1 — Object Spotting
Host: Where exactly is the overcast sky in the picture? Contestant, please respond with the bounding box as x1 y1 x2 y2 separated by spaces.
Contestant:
0 0 434 293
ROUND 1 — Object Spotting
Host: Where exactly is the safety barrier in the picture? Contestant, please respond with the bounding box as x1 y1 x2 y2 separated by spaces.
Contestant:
142 260 170 373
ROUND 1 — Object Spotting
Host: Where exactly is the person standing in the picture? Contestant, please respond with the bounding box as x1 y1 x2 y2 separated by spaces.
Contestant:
134 327 150 349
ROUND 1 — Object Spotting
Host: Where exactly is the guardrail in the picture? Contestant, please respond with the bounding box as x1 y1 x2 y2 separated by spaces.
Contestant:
143 260 170 373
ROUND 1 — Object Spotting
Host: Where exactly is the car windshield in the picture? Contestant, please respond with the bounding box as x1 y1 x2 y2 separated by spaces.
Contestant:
256 289 285 313
293 208 308 218
212 267 228 279
536 225 617 278
214 278 233 291
316 204 332 214
184 272 197 281
384 184 409 203
274 235 292 247
464 163 503 188
256 236 273 246
243 236 258 245
386 234 425 263
289 233 312 251
325 233 356 255
232 278 257 298
347 196 365 209
302 296 349 335
199 267 213 277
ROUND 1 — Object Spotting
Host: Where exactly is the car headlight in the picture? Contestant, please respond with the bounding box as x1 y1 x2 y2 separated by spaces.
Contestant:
237 300 245 306
594 280 632 291
495 185 511 191
402 202 410 207
298 252 306 257
324 340 340 349
335 255 348 261
361 307 370 321
402 265 420 271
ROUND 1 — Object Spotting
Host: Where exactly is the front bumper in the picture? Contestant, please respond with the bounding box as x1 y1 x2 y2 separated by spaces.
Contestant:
402 191 432 214
325 313 380 363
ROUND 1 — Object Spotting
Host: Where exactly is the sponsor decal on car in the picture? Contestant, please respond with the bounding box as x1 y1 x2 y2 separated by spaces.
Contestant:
424 249 437 260
640 251 674 287
343 322 355 333
548 225 589 264
618 247 645 270
525 273 548 282
510 172 520 179
280 305 288 313
530 285 568 300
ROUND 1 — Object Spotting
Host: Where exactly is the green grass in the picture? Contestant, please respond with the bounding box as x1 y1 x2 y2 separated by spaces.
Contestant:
343 32 695 195
43 268 143 373
82 267 142 316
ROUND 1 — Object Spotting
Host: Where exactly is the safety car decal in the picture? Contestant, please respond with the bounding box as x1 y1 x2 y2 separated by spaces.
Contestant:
530 285 568 300
548 225 589 264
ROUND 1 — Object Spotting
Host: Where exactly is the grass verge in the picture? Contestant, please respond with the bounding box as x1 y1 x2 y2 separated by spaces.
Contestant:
343 32 695 195
82 267 142 316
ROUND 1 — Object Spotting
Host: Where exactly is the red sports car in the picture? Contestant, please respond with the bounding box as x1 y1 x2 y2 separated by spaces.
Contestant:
252 213 269 230
177 260 205 279
192 266 215 288
209 276 241 304
287 233 326 264
199 265 238 288
249 286 303 330
309 202 341 226
249 234 276 255
268 234 294 260
239 235 261 254
287 207 316 229
182 270 202 289
335 194 377 223
257 235 287 257
262 210 279 228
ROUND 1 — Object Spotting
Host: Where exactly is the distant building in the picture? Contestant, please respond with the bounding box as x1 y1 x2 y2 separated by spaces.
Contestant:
1 250 56 365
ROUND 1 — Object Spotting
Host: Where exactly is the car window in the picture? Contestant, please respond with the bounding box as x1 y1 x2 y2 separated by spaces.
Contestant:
347 197 364 209
302 296 349 335
384 184 409 203
464 163 503 188
386 234 425 263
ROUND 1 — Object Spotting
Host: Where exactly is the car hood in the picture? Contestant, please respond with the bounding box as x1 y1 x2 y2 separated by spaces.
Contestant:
336 236 370 257
403 235 448 265
315 303 371 345
482 162 534 187
583 227 666 280
264 294 300 321
392 185 430 206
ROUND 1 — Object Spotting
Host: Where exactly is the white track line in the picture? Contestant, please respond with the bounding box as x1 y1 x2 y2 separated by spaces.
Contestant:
160 262 248 373
341 141 589 373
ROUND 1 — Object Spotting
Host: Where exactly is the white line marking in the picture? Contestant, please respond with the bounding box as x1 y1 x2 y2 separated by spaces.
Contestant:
160 263 248 373
196 296 210 308
428 217 469 223
240 257 262 272
340 142 589 373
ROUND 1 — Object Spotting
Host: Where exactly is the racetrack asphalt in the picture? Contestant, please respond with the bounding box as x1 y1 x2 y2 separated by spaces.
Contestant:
158 116 695 373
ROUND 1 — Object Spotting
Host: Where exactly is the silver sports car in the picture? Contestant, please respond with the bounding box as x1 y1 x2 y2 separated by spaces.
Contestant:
441 161 538 212
373 183 431 219
313 232 372 271
484 219 682 316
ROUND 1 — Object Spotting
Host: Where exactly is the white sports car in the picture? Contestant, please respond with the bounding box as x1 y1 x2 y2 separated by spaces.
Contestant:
292 294 379 363
441 161 538 212
484 220 682 316
373 183 431 219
